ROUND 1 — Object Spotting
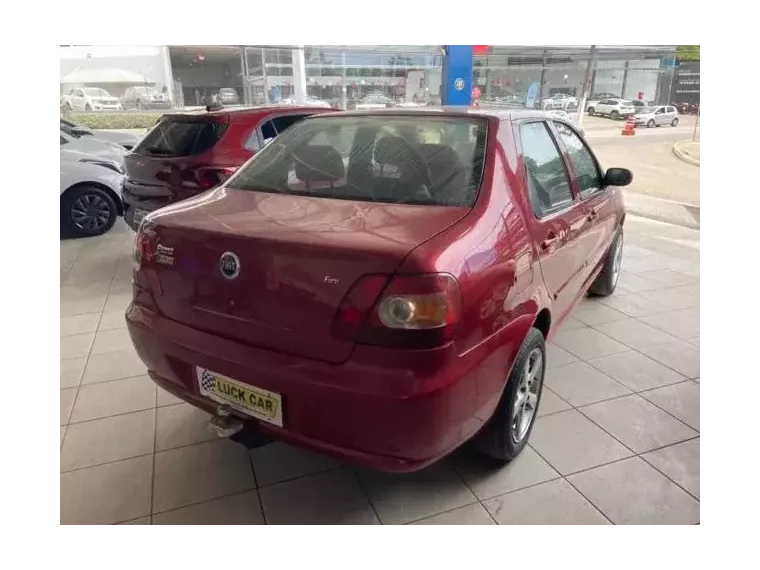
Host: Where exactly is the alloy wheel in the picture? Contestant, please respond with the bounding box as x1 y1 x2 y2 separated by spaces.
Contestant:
612 234 624 286
69 193 112 233
510 347 543 444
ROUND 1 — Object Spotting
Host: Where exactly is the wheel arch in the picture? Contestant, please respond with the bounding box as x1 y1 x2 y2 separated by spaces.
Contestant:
61 181 124 216
532 308 552 340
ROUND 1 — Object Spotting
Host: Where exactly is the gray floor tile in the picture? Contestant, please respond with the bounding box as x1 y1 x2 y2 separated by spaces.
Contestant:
552 328 629 360
556 316 586 333
640 381 700 431
580 394 697 453
155 402 215 451
641 308 700 340
60 357 86 389
546 342 580 369
157 385 184 407
688 336 700 347
119 517 151 525
104 292 133 314
593 318 678 350
638 288 700 310
642 438 700 499
484 478 608 525
91 328 134 355
98 310 128 331
61 455 153 525
61 388 76 425
525 410 633 475
411 503 495 525
637 340 700 379
60 332 95 360
587 350 686 392
455 446 559 501
251 442 341 487
599 293 670 318
571 301 629 326
537 386 572 417
60 296 107 317
615 272 663 293
357 461 476 524
61 409 155 472
545 361 631 407
260 468 379 525
637 269 699 287
70 375 156 423
81 348 146 385
568 457 700 524
153 439 256 513
673 283 700 298
153 490 264 525
61 313 101 336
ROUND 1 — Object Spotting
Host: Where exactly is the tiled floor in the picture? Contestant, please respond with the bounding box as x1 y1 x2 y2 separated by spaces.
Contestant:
60 217 700 525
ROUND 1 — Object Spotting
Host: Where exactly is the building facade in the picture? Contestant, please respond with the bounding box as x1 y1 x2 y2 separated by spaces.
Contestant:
60 45 680 109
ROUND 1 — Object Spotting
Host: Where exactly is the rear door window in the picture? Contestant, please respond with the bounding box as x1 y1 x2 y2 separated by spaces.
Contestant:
552 121 602 197
259 114 312 143
230 115 488 207
134 117 228 157
520 121 575 218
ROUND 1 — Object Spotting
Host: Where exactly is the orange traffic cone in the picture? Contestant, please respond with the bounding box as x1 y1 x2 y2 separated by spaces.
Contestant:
622 115 636 136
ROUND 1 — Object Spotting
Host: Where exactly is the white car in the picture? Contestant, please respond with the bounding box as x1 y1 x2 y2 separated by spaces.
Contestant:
542 93 578 110
547 110 585 138
55 145 124 236
589 98 636 119
64 87 123 111
583 93 620 113
277 96 332 108
60 118 141 150
634 105 680 128
354 93 395 110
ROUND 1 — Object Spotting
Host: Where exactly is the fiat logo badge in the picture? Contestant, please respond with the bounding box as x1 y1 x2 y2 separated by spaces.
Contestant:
219 251 241 280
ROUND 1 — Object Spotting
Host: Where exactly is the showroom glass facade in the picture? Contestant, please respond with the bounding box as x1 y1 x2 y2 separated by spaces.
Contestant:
472 45 678 107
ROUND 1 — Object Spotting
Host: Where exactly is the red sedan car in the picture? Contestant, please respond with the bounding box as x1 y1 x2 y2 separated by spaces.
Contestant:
121 105 335 231
127 108 631 472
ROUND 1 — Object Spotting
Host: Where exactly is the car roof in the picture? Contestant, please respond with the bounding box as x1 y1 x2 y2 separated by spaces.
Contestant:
313 106 557 122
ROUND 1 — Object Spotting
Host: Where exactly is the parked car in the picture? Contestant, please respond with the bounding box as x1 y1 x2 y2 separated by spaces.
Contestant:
63 87 122 111
547 110 585 138
61 144 124 237
635 105 680 128
60 129 126 166
127 108 631 472
218 88 240 105
277 96 333 108
353 92 395 110
583 93 620 112
542 93 578 110
121 86 171 110
588 99 636 119
121 105 335 230
60 118 141 150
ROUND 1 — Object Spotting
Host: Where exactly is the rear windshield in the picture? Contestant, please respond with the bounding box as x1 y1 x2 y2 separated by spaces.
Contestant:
135 118 228 157
228 115 488 207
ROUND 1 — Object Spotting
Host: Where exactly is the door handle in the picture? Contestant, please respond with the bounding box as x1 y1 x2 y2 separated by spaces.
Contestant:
541 234 559 249
587 209 598 222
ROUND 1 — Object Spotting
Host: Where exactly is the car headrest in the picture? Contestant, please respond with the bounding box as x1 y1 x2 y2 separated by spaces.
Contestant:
293 144 345 182
417 144 461 169
374 136 417 167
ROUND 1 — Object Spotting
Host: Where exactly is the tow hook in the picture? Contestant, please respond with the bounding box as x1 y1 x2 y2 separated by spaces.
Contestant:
207 404 243 438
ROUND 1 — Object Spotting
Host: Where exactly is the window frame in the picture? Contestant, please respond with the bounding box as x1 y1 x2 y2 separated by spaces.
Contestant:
247 111 314 152
518 119 579 220
549 119 605 200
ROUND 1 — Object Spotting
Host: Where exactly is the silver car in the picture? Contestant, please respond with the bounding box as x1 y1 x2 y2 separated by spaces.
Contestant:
634 105 680 128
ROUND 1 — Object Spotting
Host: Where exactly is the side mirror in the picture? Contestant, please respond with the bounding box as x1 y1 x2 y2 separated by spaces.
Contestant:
604 167 633 187
70 126 93 137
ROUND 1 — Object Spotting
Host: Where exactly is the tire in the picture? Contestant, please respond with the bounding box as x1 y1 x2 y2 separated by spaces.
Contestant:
84 103 92 111
589 228 624 297
64 102 72 111
136 99 143 110
587 107 595 116
610 110 619 119
671 117 679 127
61 185 118 238
472 328 546 462
647 119 655 128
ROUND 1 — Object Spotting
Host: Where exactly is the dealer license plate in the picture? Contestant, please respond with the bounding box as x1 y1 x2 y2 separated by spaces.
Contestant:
133 208 149 227
196 367 283 427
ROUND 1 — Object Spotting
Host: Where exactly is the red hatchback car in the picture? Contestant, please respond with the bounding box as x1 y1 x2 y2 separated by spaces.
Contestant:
127 108 631 472
121 105 335 231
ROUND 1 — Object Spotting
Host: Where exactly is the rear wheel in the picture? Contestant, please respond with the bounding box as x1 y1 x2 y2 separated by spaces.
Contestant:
587 107 595 116
589 228 624 297
611 110 619 119
61 186 117 238
472 328 545 462
84 103 92 111
647 119 655 128
671 117 679 127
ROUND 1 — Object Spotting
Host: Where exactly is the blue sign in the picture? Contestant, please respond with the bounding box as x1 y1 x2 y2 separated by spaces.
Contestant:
526 82 540 108
443 45 473 105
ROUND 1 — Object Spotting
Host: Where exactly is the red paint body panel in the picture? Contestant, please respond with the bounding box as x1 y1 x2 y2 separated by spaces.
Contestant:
127 108 625 472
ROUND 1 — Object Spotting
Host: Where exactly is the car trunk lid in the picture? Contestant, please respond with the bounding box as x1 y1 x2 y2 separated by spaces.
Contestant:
142 189 469 364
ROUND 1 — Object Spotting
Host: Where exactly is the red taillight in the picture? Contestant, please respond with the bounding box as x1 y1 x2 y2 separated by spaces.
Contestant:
332 273 462 349
132 225 155 272
194 166 238 189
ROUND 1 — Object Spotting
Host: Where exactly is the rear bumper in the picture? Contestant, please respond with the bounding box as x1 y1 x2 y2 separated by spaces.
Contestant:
126 302 503 472
121 186 174 231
